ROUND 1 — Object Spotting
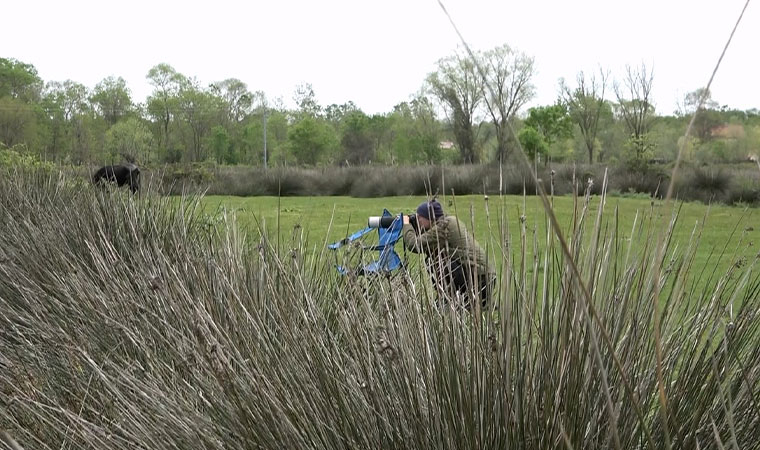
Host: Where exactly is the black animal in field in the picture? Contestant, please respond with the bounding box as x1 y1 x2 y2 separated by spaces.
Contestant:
92 164 140 193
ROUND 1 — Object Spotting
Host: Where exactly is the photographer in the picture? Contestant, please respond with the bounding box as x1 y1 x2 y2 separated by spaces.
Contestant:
402 200 496 310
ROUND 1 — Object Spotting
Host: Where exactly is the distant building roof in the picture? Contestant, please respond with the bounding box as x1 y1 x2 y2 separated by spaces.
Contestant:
439 140 455 149
710 124 745 140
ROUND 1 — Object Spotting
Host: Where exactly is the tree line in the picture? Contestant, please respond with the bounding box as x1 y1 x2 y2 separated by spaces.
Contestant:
2 49 759 170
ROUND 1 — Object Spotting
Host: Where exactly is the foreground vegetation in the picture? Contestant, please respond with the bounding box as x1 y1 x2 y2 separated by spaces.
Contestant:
1 171 760 449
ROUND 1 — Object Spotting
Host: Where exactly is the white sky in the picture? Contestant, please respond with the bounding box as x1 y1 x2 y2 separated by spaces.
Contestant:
2 0 757 116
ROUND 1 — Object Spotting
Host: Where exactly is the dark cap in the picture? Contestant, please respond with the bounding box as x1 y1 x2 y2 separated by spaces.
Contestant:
416 200 444 221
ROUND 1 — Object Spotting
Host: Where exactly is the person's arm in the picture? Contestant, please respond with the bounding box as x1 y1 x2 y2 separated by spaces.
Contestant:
402 215 444 253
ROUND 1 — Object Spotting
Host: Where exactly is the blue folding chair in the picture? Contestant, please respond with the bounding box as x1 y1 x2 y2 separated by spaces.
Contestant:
328 209 404 275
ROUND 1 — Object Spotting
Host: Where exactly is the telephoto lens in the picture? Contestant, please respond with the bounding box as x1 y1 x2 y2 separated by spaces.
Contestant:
368 215 401 228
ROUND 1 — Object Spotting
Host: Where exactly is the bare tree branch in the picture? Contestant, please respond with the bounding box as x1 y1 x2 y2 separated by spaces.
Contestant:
560 67 609 163
480 44 536 163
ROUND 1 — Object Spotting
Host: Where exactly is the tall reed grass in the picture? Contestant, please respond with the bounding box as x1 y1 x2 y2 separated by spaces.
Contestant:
1 170 759 449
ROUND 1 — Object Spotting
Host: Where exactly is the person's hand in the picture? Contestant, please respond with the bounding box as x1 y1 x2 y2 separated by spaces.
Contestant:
403 214 410 225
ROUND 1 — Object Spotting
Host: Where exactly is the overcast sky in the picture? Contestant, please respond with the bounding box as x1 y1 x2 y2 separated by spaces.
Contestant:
2 0 757 116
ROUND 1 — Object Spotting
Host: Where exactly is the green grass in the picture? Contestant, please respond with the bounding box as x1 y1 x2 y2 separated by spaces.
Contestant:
199 193 758 281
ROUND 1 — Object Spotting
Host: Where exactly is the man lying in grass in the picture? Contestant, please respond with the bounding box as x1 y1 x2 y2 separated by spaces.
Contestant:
402 200 496 310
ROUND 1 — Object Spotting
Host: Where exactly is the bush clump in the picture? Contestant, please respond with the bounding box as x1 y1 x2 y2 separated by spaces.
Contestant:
0 144 55 173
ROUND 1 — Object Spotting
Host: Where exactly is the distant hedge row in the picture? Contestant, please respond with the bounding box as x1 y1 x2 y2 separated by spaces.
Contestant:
146 162 760 206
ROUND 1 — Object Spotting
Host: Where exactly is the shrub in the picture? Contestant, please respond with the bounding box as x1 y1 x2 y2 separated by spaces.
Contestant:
723 181 760 205
0 144 55 173
135 162 759 207
442 165 487 196
610 165 668 198
677 167 733 204
313 167 356 196
159 162 217 194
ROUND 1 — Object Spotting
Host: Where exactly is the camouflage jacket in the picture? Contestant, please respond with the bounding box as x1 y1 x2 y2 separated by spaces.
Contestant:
402 215 494 280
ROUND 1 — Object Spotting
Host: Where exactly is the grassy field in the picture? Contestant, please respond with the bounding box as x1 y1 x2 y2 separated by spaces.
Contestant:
3 172 760 449
199 193 758 279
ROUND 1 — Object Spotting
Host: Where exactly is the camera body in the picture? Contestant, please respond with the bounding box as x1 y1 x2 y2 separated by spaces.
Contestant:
367 213 418 231
408 213 418 231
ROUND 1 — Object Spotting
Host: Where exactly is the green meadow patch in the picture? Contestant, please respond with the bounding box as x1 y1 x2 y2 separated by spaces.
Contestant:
199 193 758 280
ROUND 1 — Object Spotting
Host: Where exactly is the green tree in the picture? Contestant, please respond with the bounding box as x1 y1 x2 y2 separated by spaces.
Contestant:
325 101 358 127
43 80 98 163
264 109 289 165
651 115 689 161
367 113 394 163
427 50 483 163
614 63 656 170
340 110 374 165
518 126 548 163
146 63 187 157
241 118 266 166
91 76 133 125
288 116 337 165
0 58 43 102
293 83 321 118
680 88 722 141
560 69 609 163
681 87 719 115
104 117 153 164
0 58 43 150
175 82 222 162
524 104 573 148
389 95 441 164
480 44 536 163
0 97 39 148
210 78 252 124
242 108 290 166
209 125 236 164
